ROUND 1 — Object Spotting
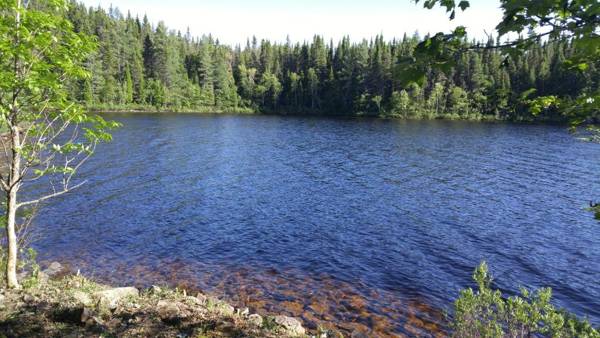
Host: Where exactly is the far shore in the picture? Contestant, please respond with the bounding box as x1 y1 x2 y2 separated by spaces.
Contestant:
91 108 577 126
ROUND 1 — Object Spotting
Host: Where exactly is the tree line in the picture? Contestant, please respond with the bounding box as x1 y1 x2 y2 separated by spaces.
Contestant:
65 1 599 121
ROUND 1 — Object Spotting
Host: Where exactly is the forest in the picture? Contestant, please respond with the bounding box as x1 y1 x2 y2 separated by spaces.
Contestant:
65 1 599 121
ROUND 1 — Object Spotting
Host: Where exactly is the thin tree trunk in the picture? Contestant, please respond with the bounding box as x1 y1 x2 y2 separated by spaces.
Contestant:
5 0 22 289
6 126 21 288
5 183 19 288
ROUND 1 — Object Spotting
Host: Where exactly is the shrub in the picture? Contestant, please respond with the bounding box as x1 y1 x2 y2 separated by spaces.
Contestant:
452 262 599 338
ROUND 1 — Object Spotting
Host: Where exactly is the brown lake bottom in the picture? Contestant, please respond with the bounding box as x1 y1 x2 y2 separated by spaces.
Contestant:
42 258 447 337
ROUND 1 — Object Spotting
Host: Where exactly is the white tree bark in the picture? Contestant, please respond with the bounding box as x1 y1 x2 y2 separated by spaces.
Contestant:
5 0 22 289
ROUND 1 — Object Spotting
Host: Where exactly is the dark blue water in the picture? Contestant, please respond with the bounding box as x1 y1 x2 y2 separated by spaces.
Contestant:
32 114 600 336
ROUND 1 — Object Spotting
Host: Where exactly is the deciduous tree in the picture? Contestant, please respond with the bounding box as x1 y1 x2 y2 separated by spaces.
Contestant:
0 0 118 288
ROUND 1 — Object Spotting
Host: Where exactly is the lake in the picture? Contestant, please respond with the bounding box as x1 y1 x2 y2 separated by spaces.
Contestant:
31 113 600 336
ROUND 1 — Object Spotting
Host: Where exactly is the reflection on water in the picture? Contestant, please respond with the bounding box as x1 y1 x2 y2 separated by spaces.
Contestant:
31 114 600 337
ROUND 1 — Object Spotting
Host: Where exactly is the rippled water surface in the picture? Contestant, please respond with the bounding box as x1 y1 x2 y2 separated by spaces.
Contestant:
32 114 600 336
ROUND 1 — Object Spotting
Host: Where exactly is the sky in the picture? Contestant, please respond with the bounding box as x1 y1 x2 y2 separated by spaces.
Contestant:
78 0 504 46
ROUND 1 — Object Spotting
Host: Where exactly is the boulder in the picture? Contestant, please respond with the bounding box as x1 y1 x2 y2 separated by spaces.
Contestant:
274 315 306 336
93 287 139 309
248 313 263 327
42 262 64 278
156 300 193 323
156 300 180 321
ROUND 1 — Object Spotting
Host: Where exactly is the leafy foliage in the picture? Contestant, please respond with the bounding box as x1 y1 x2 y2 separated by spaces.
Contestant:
0 0 118 287
410 0 599 123
452 262 599 338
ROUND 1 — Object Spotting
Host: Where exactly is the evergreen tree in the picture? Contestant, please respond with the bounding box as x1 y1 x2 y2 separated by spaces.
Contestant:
61 0 599 120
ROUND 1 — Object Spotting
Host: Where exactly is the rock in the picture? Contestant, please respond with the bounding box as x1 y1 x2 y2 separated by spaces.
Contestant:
156 300 190 323
106 318 122 329
72 291 93 306
350 330 370 338
37 271 49 283
216 302 235 316
248 313 263 327
93 287 139 310
274 315 306 336
80 307 93 323
185 295 205 306
0 294 5 304
195 293 208 304
207 297 235 316
42 262 64 278
157 300 179 319
17 271 28 282
238 307 250 316
150 285 162 294
22 294 36 303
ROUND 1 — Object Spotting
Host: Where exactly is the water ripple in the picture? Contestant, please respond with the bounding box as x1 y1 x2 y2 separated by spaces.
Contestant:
30 114 600 337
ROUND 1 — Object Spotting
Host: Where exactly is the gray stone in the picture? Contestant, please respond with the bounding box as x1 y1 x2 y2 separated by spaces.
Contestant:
216 302 235 316
37 271 49 283
17 271 28 282
157 300 179 318
248 313 263 327
156 300 190 322
207 297 235 316
274 315 306 336
238 307 250 316
93 287 139 309
195 293 207 304
42 262 64 278
185 295 205 306
22 294 36 303
72 291 92 306
150 285 162 294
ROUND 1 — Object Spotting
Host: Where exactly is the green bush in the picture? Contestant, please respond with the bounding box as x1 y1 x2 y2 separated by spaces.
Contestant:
452 262 599 338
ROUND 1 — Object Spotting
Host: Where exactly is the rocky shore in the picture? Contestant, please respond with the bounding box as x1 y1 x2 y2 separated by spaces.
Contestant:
0 262 318 338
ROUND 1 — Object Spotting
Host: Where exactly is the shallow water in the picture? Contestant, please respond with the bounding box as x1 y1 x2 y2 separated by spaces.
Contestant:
31 114 600 336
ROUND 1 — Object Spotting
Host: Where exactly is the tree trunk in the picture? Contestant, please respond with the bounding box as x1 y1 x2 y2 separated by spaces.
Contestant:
5 187 19 288
6 0 22 289
6 125 22 289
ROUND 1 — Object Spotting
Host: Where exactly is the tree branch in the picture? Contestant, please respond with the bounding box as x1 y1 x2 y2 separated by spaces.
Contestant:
17 180 86 208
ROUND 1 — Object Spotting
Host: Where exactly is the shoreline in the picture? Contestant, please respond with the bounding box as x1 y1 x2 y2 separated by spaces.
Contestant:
91 108 575 126
0 262 319 338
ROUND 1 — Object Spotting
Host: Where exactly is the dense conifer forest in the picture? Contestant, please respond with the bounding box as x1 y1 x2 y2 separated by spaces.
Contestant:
66 1 599 121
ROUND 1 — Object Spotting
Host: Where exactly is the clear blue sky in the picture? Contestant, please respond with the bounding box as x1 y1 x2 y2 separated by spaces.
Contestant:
78 0 503 45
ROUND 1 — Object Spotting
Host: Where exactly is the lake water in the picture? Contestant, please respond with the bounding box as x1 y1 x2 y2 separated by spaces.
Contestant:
31 113 600 336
